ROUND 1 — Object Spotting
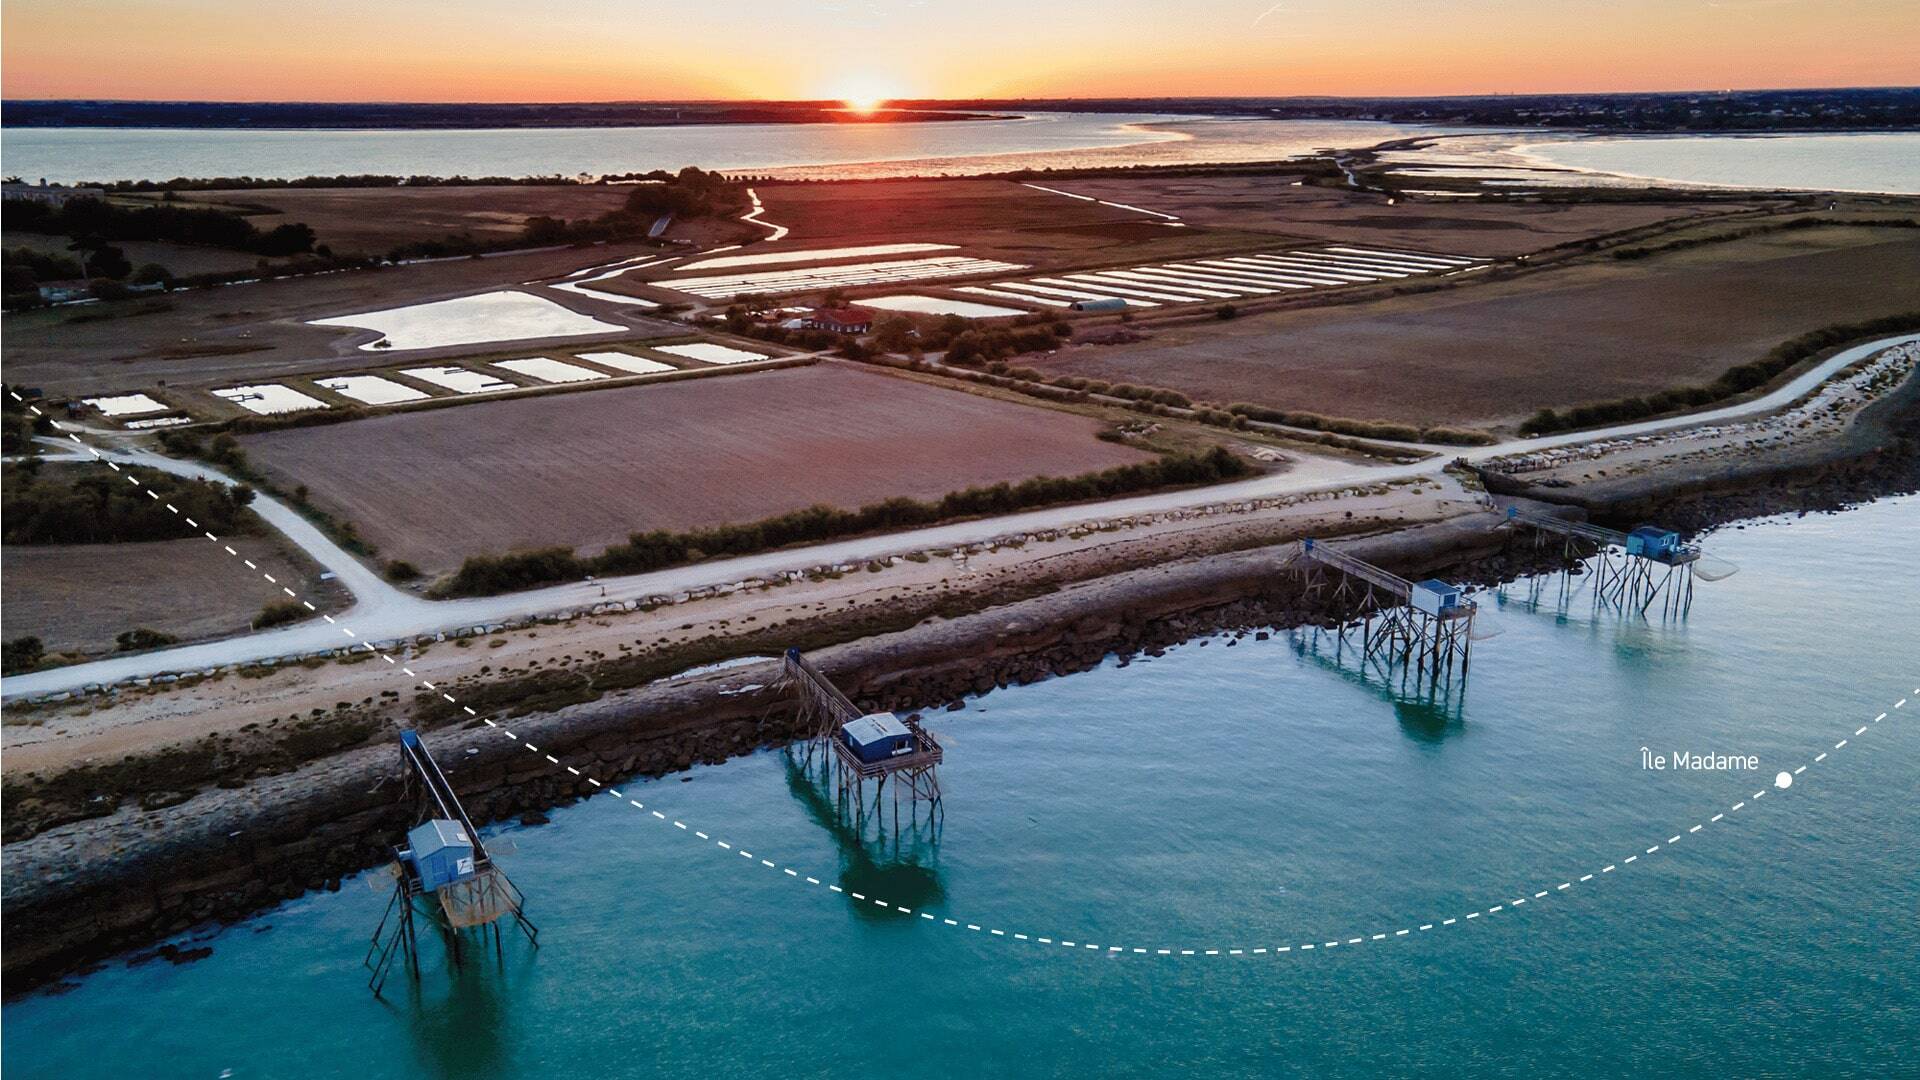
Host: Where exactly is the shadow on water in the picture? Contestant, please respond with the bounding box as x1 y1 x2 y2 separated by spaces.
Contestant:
1286 628 1468 742
1492 573 1694 670
1494 566 1603 628
393 934 528 1080
779 752 947 919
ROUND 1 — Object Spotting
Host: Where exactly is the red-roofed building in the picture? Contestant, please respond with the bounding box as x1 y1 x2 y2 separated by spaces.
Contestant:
801 306 874 333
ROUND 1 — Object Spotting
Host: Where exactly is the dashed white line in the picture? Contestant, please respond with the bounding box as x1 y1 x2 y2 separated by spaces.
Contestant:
11 400 1908 961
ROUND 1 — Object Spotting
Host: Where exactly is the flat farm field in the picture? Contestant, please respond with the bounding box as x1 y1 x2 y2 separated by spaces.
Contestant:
2 536 343 657
237 364 1155 574
155 185 638 257
1035 226 1920 429
1054 175 1765 258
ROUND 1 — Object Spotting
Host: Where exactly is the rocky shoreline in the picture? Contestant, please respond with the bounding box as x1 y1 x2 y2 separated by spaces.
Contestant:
5 386 1917 995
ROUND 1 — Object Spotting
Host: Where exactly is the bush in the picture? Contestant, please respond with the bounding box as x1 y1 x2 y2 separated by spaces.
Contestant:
206 434 246 468
943 325 1068 366
2 636 46 675
1219 402 1497 445
115 627 179 651
433 547 585 598
384 559 422 582
1 464 255 544
252 600 309 629
1419 426 1498 447
2 195 316 256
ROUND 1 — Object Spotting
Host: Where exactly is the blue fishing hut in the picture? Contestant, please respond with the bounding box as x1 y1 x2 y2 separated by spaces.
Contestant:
405 819 478 893
1625 526 1685 562
840 712 914 765
1409 578 1466 618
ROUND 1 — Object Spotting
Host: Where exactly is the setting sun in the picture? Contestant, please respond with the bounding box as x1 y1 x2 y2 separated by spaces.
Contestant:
827 73 897 114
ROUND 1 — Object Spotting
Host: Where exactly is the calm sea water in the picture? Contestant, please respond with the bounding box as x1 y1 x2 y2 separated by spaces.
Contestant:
1523 132 1920 195
0 112 1183 184
6 116 1913 193
6 495 1917 1078
0 112 1212 185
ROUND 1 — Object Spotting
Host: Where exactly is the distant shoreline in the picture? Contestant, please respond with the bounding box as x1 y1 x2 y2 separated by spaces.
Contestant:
0 100 1009 130
5 88 1917 133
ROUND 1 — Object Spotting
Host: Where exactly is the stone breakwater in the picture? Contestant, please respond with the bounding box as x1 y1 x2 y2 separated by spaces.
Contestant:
1 513 1518 992
1483 359 1920 533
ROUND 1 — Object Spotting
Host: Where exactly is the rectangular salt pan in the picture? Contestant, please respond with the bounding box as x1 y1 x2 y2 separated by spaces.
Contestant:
658 257 1027 299
548 257 671 303
989 281 1159 308
316 375 430 406
309 290 625 352
124 415 192 430
212 384 329 415
574 351 677 375
1326 246 1478 267
1228 256 1393 281
1122 268 1279 294
974 245 1489 305
1290 251 1435 275
1170 262 1338 286
83 393 169 417
400 366 516 395
860 294 1028 318
679 243 958 271
991 281 1114 301
1063 272 1228 300
954 286 1072 308
1051 276 1208 303
493 357 610 384
656 343 770 366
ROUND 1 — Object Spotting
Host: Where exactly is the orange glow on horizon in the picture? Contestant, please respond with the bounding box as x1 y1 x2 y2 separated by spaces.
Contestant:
1 1 1914 103
824 73 901 116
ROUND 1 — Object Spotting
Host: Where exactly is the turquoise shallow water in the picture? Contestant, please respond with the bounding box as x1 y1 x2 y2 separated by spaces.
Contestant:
6 496 1917 1078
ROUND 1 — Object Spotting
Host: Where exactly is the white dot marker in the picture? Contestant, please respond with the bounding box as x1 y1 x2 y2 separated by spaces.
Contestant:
1774 771 1793 790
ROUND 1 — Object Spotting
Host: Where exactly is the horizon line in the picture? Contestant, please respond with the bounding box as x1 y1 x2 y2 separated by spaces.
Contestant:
5 85 1917 108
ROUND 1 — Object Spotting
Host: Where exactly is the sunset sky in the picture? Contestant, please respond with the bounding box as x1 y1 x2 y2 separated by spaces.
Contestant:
3 0 1916 103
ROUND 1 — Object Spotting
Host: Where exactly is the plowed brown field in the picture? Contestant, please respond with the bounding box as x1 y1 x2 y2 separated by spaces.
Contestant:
237 364 1154 573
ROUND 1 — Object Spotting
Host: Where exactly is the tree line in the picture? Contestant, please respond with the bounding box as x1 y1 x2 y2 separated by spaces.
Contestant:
2 463 256 545
5 196 316 256
388 167 746 259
